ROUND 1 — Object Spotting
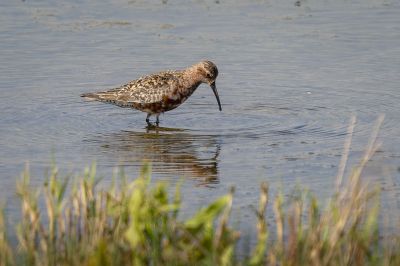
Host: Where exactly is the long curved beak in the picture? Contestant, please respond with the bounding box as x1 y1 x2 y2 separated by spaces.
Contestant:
210 82 222 111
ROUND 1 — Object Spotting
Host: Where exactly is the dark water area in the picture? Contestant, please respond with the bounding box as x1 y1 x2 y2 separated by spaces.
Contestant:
1 0 400 238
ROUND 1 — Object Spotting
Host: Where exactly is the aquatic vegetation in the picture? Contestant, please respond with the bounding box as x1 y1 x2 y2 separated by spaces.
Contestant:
0 160 399 265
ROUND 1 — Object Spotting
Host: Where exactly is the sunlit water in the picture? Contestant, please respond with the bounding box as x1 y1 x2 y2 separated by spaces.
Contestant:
1 0 400 239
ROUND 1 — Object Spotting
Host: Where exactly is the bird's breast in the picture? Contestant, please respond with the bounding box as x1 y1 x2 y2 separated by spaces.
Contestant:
161 93 187 110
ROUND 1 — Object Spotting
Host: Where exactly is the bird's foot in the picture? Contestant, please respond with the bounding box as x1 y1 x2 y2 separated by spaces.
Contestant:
146 121 159 129
145 123 160 133
146 114 160 129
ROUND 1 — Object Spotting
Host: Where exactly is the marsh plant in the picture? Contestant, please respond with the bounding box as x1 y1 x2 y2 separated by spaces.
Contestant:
1 116 400 265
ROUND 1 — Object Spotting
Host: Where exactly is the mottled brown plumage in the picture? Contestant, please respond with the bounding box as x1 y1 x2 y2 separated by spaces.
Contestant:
81 61 221 125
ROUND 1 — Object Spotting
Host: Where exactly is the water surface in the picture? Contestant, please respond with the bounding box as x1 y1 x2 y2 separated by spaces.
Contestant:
1 0 400 235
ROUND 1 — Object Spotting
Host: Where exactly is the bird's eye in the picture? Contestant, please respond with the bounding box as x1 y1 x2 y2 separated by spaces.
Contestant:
206 73 212 78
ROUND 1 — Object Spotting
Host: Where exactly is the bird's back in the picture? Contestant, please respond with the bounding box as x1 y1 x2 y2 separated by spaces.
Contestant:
81 70 183 108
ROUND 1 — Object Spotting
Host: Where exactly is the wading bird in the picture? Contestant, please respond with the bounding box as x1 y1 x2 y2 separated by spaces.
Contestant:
81 61 221 126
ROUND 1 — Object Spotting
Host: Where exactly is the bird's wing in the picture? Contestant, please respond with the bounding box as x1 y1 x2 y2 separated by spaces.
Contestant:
82 71 181 105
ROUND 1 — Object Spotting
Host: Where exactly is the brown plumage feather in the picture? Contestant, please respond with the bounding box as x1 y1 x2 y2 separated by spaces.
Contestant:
81 71 182 107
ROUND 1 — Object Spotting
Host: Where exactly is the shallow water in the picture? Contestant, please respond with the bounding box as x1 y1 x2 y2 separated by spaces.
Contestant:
1 0 400 235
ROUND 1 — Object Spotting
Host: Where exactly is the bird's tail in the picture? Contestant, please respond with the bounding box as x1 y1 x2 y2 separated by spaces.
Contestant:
81 90 129 107
81 90 119 101
80 92 101 101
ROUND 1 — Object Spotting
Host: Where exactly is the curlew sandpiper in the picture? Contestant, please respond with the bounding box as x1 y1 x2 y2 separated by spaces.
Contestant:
81 60 221 126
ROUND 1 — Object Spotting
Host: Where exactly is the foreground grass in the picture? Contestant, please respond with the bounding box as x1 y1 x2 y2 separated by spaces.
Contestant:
1 119 399 265
0 161 399 266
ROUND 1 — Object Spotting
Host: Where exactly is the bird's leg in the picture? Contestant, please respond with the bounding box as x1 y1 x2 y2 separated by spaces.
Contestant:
146 113 151 126
155 114 160 126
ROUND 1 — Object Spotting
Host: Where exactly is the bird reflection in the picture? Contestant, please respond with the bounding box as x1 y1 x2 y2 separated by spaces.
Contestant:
86 127 221 187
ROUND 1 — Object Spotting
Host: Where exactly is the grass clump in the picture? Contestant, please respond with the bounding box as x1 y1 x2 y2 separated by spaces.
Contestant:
0 161 399 266
1 118 400 265
3 163 238 266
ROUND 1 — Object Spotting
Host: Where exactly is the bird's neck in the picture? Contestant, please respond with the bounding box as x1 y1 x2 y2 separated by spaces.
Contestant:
181 67 203 90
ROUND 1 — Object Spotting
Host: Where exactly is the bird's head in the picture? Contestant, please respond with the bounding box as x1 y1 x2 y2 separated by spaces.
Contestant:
194 60 221 111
